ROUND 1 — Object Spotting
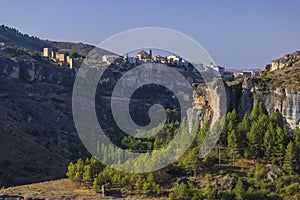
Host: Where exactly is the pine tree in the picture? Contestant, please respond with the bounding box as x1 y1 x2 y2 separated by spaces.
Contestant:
294 127 300 172
250 102 268 121
263 123 275 163
182 147 201 176
92 175 101 193
220 109 238 146
74 158 84 188
82 164 93 189
197 121 209 146
270 112 284 128
75 171 82 188
90 156 104 178
274 126 286 165
246 121 264 162
66 162 76 181
283 141 296 175
227 129 239 165
234 177 244 200
237 113 251 155
226 109 238 132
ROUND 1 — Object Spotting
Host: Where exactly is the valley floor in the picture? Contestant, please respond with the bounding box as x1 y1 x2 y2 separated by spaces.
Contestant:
0 179 167 200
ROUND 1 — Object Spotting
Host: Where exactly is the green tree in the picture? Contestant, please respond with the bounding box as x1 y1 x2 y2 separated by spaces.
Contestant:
74 158 84 188
246 114 269 162
90 156 104 177
293 127 300 172
270 112 284 128
283 141 296 175
254 164 267 181
227 129 239 165
92 175 101 193
220 109 239 146
182 147 202 176
227 109 239 132
237 113 251 155
203 183 215 199
197 121 209 146
234 177 245 200
274 126 287 165
263 123 275 163
82 164 93 188
250 102 268 121
66 162 76 181
246 121 263 162
142 173 162 195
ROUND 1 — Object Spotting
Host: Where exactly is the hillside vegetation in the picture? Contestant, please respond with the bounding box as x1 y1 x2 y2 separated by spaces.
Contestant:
63 103 300 200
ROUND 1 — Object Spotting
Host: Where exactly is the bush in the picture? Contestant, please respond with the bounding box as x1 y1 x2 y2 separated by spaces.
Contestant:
169 182 202 200
205 173 213 181
285 183 300 195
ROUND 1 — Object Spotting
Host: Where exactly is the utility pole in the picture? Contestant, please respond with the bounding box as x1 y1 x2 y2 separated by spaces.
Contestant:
218 145 221 167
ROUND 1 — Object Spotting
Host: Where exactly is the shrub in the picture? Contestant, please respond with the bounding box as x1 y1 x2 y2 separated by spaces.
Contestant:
285 183 300 195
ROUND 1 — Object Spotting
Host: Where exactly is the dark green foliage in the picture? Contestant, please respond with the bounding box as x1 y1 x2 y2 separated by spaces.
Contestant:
66 156 105 188
293 127 300 172
283 142 296 175
250 102 268 121
263 123 276 163
71 50 80 58
227 129 239 165
246 121 264 161
273 126 287 165
169 182 202 200
65 102 300 199
182 146 202 176
234 177 245 200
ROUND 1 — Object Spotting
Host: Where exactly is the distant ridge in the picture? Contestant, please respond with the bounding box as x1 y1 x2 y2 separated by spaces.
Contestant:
0 25 111 56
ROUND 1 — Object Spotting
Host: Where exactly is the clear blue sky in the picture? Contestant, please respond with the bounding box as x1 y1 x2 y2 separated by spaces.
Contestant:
1 0 300 69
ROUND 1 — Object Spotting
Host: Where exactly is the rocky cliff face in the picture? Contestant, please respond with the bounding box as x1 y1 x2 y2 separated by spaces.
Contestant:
0 53 75 86
270 51 300 71
228 78 300 129
193 76 300 130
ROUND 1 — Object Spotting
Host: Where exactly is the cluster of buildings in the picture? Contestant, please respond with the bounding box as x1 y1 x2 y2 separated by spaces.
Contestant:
42 48 74 69
102 49 194 69
102 50 260 81
233 70 261 79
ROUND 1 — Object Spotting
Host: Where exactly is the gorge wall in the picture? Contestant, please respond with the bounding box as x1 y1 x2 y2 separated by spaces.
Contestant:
228 78 300 129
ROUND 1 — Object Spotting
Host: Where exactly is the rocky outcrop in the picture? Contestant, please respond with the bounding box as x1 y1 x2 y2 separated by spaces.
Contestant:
220 175 237 190
0 57 73 85
194 76 300 129
238 78 300 128
270 51 300 71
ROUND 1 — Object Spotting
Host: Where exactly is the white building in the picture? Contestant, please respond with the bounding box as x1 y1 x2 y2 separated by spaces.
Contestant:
167 55 182 66
206 63 225 77
102 55 122 64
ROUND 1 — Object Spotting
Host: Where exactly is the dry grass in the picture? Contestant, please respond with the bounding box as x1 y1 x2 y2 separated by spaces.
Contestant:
0 179 168 200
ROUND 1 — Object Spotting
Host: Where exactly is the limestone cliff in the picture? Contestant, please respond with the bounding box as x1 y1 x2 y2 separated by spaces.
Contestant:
194 76 300 130
233 78 300 129
270 51 300 71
